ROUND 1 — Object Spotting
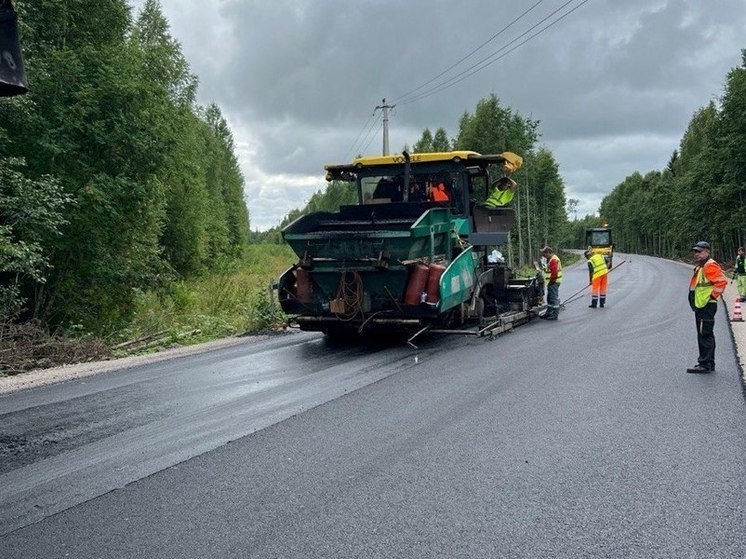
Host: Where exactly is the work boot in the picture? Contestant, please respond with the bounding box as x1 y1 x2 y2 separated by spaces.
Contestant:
686 365 713 374
588 299 597 308
600 297 606 308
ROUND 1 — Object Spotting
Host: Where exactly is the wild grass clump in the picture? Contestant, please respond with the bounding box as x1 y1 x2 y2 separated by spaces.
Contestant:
120 244 294 352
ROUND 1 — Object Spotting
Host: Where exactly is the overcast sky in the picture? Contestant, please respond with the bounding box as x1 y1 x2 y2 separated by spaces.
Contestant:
130 0 746 230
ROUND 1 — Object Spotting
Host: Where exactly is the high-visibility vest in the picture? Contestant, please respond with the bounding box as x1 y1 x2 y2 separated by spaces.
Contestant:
432 183 449 201
484 187 514 207
736 255 745 274
689 259 727 308
545 254 562 284
589 253 608 280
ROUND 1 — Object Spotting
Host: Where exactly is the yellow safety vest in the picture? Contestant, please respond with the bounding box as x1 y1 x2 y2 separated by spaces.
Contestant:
485 187 515 208
691 266 716 308
589 253 608 280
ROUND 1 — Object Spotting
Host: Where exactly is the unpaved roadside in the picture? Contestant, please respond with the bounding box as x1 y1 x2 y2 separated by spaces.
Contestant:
0 331 298 395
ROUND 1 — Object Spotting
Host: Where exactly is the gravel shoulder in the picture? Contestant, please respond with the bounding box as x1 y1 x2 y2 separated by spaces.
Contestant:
0 331 297 395
722 280 745 377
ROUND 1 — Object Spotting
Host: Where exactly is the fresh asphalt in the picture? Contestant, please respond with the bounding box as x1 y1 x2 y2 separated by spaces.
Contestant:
0 254 744 558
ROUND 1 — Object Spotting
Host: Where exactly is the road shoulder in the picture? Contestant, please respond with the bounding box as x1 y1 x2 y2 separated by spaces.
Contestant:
0 330 298 395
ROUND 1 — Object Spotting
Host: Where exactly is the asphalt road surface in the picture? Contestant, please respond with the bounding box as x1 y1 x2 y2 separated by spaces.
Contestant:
1 254 744 558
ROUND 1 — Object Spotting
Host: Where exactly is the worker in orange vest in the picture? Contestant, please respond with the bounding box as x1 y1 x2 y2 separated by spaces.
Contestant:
430 177 450 202
687 241 728 374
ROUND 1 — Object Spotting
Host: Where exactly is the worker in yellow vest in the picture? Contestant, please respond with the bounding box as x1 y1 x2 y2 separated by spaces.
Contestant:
733 246 746 302
687 241 728 374
585 250 609 308
484 177 517 208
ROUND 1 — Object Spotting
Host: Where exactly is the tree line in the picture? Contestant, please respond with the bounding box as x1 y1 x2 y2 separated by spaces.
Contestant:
0 0 250 335
258 94 573 268
599 50 746 265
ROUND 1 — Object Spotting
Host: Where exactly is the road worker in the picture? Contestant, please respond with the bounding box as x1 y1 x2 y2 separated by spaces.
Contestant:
733 246 745 302
431 179 450 202
484 176 517 208
687 241 728 374
585 250 609 308
540 246 562 320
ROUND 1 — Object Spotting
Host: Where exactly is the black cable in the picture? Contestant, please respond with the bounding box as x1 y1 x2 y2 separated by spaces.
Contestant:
400 0 591 106
392 0 546 104
348 110 382 160
343 110 377 162
359 120 384 155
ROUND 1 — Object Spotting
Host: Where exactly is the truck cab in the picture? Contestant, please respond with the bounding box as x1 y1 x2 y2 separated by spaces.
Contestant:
585 227 614 268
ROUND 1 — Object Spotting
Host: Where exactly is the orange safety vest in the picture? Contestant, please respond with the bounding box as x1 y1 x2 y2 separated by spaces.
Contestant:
432 183 449 201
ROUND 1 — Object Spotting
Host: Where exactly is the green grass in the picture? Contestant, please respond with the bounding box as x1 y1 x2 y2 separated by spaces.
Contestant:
559 250 581 267
120 244 295 353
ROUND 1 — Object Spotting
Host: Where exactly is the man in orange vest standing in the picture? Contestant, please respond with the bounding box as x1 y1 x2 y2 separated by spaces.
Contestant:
687 241 728 374
585 250 609 308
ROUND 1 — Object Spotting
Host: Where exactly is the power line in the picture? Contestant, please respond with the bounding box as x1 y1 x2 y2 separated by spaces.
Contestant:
359 121 384 155
399 0 582 105
347 110 382 160
354 111 383 157
391 0 546 104
399 0 591 106
340 0 592 162
342 110 376 161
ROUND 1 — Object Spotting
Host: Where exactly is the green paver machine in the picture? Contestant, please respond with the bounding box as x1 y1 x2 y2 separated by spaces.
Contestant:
277 151 545 341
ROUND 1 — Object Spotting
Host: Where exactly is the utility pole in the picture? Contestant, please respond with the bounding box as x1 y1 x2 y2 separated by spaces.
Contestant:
516 181 523 267
526 164 533 264
375 98 395 155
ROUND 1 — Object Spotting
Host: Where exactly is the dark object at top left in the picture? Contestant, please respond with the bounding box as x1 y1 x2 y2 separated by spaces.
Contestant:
0 0 28 97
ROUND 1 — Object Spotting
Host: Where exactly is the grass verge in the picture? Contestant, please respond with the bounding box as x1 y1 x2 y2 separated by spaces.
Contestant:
117 244 295 354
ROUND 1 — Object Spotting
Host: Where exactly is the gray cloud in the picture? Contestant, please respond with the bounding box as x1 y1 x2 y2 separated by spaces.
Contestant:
132 0 746 229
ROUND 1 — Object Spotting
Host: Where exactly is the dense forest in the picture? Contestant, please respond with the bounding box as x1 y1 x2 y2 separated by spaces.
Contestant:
599 50 746 264
1 0 250 335
260 94 574 269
